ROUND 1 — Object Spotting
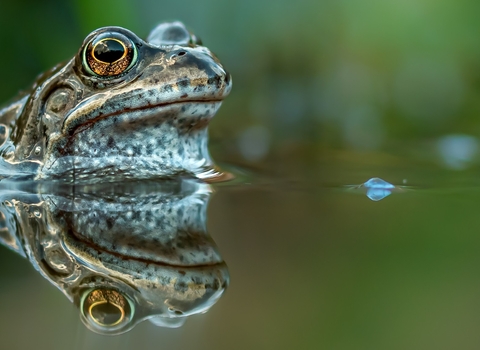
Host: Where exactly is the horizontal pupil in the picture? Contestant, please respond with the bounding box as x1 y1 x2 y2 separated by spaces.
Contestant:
93 40 125 63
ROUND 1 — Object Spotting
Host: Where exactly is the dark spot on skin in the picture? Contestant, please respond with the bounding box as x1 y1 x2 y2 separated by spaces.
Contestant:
194 84 205 92
175 281 188 292
178 270 186 276
146 145 153 156
107 136 116 148
207 76 221 88
178 78 190 88
132 145 142 155
180 93 188 98
164 84 173 92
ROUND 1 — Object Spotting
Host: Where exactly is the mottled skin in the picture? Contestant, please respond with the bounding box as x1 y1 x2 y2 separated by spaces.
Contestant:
0 22 231 182
0 179 229 335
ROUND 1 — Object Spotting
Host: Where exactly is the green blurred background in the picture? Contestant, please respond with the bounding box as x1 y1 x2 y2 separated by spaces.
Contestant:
2 0 480 349
2 0 480 164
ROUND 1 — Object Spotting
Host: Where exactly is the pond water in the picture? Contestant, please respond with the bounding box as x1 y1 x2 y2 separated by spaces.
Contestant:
1 146 479 350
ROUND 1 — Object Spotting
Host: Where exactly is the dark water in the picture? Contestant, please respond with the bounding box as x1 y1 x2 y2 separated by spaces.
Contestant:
1 148 480 350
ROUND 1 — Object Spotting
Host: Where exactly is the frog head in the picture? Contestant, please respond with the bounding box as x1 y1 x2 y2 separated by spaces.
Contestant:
9 22 231 181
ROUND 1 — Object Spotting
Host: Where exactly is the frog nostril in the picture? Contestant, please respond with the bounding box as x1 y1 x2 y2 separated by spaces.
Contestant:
168 307 184 315
170 51 186 59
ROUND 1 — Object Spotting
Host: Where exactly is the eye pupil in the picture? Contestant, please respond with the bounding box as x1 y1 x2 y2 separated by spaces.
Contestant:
83 32 137 77
93 39 126 63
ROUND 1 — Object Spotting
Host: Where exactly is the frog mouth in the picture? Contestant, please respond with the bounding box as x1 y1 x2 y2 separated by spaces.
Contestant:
62 99 224 136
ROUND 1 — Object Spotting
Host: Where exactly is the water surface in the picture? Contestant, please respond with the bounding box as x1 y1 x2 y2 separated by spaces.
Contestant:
1 147 479 350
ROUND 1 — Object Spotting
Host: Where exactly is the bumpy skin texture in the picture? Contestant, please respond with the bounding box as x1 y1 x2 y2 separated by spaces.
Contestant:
0 179 229 335
0 22 231 182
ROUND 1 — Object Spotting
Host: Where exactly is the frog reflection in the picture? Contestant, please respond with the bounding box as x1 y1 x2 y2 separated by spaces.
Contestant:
0 179 229 335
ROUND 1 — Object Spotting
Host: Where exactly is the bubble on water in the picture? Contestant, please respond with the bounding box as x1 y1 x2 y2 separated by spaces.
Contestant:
363 177 395 201
366 188 392 201
364 177 395 189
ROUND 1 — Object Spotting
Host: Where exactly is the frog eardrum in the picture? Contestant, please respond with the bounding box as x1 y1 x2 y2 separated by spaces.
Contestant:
83 32 137 77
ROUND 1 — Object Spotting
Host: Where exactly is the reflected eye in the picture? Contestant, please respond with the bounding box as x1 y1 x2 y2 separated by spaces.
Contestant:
83 33 137 77
80 289 134 331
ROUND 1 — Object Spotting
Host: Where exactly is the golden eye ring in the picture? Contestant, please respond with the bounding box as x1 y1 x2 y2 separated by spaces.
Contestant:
83 32 137 77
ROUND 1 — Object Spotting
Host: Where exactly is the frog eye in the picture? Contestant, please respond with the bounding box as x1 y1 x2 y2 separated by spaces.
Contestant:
80 288 134 333
83 32 137 77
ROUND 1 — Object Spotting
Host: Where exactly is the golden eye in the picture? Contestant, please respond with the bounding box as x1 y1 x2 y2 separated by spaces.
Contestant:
81 289 134 329
83 33 137 77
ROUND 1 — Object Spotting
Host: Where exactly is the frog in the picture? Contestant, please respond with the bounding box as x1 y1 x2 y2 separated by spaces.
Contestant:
0 178 229 334
0 21 231 182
